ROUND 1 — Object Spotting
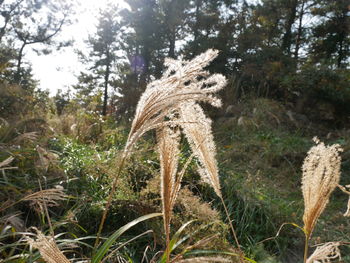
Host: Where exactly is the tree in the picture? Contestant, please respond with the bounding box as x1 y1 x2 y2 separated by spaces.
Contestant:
121 0 167 80
310 0 349 68
183 0 223 57
0 0 25 42
75 4 122 116
113 0 167 117
159 0 189 58
54 89 71 115
1 0 73 84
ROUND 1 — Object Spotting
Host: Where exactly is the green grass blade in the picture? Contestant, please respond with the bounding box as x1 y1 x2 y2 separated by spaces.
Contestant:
160 220 196 263
91 212 161 263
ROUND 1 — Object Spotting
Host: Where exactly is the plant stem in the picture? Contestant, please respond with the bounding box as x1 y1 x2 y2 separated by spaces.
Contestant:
38 180 54 237
220 195 244 263
94 152 128 249
304 233 309 263
166 224 170 263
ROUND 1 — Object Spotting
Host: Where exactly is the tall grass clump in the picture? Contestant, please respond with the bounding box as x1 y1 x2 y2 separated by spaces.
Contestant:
96 49 244 261
301 137 343 262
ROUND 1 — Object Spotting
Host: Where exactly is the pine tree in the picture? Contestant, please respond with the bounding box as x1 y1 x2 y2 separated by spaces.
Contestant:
76 4 122 116
310 0 349 68
0 0 72 83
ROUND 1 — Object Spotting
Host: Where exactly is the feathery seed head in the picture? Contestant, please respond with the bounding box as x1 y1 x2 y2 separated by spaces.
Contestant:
302 138 343 237
158 126 181 219
306 242 341 263
22 186 67 213
126 49 226 153
179 102 221 197
128 50 226 251
27 228 70 263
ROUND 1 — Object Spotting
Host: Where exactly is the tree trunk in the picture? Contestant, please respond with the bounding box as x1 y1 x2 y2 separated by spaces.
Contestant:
294 0 305 62
15 42 26 83
168 28 176 58
102 49 110 116
282 0 298 55
192 0 202 54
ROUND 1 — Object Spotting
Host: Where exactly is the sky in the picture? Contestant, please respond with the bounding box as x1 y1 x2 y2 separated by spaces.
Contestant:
26 0 128 95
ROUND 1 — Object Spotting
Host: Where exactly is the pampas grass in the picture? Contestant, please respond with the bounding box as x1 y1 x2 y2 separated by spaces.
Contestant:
96 49 228 249
179 102 221 197
0 186 67 213
94 49 248 263
301 137 343 262
21 186 68 210
157 126 181 263
178 101 242 256
306 242 341 263
27 228 70 263
125 49 225 154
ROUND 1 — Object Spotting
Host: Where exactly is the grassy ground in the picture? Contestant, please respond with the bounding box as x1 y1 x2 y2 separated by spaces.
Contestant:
1 97 349 262
213 98 350 262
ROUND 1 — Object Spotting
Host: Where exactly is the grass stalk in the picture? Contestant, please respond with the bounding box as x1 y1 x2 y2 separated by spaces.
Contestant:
94 152 128 249
38 181 54 237
219 195 244 263
165 224 170 263
304 233 309 263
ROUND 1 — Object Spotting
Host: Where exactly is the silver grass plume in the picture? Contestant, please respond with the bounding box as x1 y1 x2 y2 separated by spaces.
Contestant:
97 49 227 249
153 50 226 262
179 101 222 197
157 126 181 250
306 242 341 263
302 137 343 238
21 186 67 212
27 228 70 263
125 49 226 154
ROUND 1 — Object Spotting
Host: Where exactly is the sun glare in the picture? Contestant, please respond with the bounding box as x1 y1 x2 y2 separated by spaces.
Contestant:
28 0 129 95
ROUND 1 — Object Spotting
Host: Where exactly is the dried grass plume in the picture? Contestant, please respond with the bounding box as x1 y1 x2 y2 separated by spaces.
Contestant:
302 137 343 238
157 126 181 257
27 228 70 263
97 49 227 248
306 242 341 263
179 102 222 197
126 49 226 154
21 186 67 212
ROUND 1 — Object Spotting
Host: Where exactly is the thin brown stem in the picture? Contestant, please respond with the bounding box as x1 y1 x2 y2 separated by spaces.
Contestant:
165 223 170 263
94 152 128 249
304 233 310 263
220 195 244 263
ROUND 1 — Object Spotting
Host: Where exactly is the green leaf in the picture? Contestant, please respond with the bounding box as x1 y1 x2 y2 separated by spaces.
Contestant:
91 212 161 263
160 220 196 263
